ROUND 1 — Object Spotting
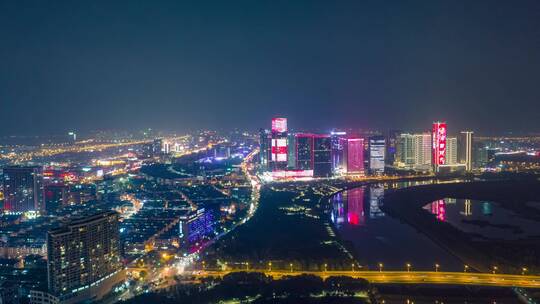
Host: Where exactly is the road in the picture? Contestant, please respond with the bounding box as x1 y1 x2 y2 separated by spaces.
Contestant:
193 269 540 289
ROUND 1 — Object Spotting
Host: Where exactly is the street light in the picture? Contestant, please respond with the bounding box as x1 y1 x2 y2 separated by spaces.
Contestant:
435 263 440 272
351 263 355 272
522 267 528 275
290 263 293 273
492 266 498 274
224 262 228 270
324 263 328 272
268 262 272 272
406 263 411 272
378 263 383 272
202 261 206 270
246 262 249 271
464 265 469 273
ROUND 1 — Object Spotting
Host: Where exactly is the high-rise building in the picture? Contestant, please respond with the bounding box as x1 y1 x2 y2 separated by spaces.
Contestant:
415 133 432 168
345 138 364 174
386 130 401 165
459 131 474 171
313 135 332 177
2 166 44 213
395 133 415 167
369 136 386 174
395 133 432 170
269 118 288 171
259 129 271 172
296 134 314 171
474 145 489 169
331 131 347 174
287 133 297 170
43 211 124 304
445 137 458 165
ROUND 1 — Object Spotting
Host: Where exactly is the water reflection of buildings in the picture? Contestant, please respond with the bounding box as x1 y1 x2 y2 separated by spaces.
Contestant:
429 199 446 221
331 187 367 226
347 187 365 226
427 198 494 222
369 184 385 218
462 199 472 216
331 185 387 227
482 202 492 216
331 192 346 225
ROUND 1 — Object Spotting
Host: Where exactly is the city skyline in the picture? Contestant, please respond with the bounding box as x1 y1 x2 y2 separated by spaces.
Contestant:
2 1 540 303
2 1 540 136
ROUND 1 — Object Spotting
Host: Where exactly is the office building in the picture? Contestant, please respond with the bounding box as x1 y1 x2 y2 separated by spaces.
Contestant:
41 211 124 304
369 136 386 174
459 131 474 171
345 138 364 174
287 133 297 170
2 166 44 213
296 134 314 171
259 129 271 172
386 130 401 165
269 118 288 171
331 131 347 174
313 135 332 177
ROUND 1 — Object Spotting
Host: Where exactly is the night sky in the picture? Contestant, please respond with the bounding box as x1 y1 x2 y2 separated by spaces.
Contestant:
1 1 539 135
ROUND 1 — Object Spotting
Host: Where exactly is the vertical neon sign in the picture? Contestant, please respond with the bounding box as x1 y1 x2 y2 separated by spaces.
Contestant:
432 122 447 165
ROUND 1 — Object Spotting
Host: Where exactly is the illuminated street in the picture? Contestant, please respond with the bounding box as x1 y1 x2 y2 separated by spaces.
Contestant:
194 269 540 288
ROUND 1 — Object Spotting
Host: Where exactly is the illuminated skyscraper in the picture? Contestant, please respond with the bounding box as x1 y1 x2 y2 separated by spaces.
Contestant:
345 138 364 174
432 122 448 171
287 133 297 170
331 131 347 174
395 133 414 167
313 135 332 177
459 131 474 171
415 133 432 168
369 136 386 174
296 134 314 170
386 130 401 165
395 133 432 170
259 128 271 172
445 137 458 165
2 166 44 213
269 118 288 171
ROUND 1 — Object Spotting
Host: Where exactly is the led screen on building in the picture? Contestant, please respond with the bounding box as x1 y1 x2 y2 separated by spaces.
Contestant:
271 138 287 162
271 118 287 133
432 122 447 165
